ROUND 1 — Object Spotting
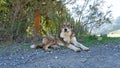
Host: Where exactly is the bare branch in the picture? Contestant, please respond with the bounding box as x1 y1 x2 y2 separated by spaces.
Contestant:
63 0 76 5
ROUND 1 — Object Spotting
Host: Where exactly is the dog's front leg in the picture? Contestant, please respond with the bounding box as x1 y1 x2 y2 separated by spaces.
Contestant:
71 37 89 51
67 44 80 52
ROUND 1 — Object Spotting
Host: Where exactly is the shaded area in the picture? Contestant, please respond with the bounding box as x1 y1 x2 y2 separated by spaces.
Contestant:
0 44 120 68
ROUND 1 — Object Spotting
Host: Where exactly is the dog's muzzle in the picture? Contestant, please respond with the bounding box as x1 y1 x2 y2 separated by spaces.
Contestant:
64 28 67 32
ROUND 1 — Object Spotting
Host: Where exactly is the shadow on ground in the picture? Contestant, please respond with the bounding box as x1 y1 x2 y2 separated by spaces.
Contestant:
0 44 120 68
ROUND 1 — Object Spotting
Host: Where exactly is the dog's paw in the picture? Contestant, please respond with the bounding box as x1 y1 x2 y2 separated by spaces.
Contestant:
74 48 81 52
30 44 36 48
82 47 89 51
51 45 60 49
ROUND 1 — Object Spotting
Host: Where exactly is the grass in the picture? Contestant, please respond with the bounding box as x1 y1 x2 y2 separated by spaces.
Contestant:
0 42 29 49
80 35 120 46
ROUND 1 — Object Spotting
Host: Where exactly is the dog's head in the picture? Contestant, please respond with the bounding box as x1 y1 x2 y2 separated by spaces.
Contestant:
60 22 73 33
60 22 74 43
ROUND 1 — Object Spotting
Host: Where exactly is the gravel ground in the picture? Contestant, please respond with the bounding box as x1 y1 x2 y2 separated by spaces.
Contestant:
0 44 120 68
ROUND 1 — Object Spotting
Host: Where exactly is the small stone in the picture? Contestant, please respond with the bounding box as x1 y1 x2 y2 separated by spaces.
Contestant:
55 56 58 59
3 63 7 65
115 46 118 48
80 56 84 58
36 52 39 55
15 59 19 62
8 57 12 60
21 57 24 59
50 51 53 54
47 51 53 54
87 50 91 53
0 63 2 65
105 45 108 46
48 65 51 68
80 58 87 63
113 48 116 51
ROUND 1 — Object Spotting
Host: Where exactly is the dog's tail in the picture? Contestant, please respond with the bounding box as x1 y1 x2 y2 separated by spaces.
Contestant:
30 43 45 48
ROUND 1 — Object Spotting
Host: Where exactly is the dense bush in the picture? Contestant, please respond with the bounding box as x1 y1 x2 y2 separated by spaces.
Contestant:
0 0 112 43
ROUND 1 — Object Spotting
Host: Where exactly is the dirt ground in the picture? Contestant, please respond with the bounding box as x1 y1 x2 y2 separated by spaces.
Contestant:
0 44 120 68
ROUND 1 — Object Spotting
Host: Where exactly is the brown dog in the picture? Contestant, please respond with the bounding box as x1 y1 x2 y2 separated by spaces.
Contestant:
30 22 89 52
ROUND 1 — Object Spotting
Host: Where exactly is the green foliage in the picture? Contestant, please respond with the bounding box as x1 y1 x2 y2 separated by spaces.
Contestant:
80 35 120 46
0 0 113 43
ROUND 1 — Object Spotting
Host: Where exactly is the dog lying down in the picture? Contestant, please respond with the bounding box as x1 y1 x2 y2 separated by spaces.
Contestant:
31 22 89 52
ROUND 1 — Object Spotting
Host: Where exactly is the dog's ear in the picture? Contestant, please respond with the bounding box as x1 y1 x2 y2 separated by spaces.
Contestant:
60 22 66 28
70 24 73 29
